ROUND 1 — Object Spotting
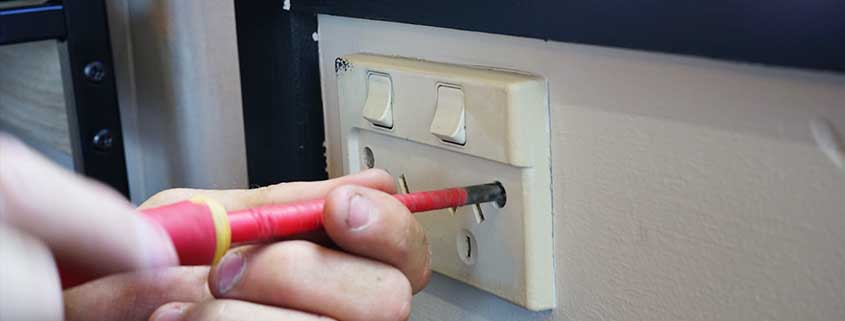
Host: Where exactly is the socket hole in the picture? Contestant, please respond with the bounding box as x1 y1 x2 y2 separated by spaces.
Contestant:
397 174 410 194
465 236 472 258
362 146 375 169
456 229 477 265
472 204 485 224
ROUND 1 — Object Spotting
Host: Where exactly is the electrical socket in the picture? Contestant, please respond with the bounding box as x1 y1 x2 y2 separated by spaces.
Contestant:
334 54 554 310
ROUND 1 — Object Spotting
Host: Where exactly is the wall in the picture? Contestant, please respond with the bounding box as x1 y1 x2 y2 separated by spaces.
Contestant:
317 16 845 321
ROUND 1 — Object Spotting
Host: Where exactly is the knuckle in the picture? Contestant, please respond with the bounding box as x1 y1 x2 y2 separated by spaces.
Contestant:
385 276 413 321
251 183 282 201
0 134 23 155
378 269 413 321
238 241 325 302
143 188 193 208
392 226 413 262
416 231 432 285
270 240 322 262
112 282 142 312
248 181 305 206
188 300 232 321
384 267 410 289
413 258 433 293
391 218 431 281
381 201 414 249
262 241 324 276
369 168 392 179
330 185 358 199
244 185 273 206
397 299 412 321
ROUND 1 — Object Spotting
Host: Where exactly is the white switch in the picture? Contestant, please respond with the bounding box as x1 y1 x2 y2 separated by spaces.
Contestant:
430 86 466 145
362 73 393 128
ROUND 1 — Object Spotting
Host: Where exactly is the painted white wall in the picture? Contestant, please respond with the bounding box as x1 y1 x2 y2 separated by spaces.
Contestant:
318 16 845 321
106 0 248 202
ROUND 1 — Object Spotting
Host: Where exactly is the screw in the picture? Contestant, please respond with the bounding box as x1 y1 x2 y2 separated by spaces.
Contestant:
83 61 106 83
92 129 113 151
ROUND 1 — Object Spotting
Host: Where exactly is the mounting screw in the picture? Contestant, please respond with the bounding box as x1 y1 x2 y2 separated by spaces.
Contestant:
83 61 106 83
92 129 113 151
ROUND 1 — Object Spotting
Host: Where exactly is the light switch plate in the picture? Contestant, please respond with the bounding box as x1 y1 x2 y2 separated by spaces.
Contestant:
334 54 554 310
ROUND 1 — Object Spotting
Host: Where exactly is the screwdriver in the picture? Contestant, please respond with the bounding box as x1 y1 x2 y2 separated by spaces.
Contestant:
61 182 506 288
145 182 506 265
59 182 507 288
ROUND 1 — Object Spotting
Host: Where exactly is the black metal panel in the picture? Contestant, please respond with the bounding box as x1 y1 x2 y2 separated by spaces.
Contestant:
294 0 845 73
0 4 66 45
59 0 129 197
234 2 327 187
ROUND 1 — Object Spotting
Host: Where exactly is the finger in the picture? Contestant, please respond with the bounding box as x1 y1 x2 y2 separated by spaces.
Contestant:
139 169 396 210
0 225 63 321
323 185 431 293
63 266 211 321
207 241 412 321
0 134 178 278
148 300 335 321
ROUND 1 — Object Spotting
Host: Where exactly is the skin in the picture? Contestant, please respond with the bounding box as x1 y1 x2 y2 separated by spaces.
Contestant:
0 133 430 321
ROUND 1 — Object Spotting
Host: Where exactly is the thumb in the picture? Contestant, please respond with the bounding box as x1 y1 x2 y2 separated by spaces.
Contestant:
0 224 63 321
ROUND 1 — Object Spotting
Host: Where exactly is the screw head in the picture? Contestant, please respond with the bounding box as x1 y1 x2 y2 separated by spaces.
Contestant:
92 129 113 151
83 61 106 83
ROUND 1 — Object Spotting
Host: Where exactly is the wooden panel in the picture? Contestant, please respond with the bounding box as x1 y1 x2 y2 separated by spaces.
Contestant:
0 40 71 155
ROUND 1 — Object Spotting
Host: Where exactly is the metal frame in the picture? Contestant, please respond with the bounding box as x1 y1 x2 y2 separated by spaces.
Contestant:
1 0 130 197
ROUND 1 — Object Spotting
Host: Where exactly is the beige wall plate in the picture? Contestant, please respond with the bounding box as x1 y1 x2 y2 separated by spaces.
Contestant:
334 54 555 310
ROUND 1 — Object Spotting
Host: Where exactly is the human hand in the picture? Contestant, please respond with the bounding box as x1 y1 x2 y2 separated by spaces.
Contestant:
38 143 431 320
0 134 179 321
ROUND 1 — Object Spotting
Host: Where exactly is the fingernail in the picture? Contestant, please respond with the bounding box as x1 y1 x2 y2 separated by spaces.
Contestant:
214 252 246 295
346 194 374 230
151 303 189 321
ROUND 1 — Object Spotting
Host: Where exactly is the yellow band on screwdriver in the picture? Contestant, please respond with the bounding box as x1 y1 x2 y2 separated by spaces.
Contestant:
189 195 231 265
